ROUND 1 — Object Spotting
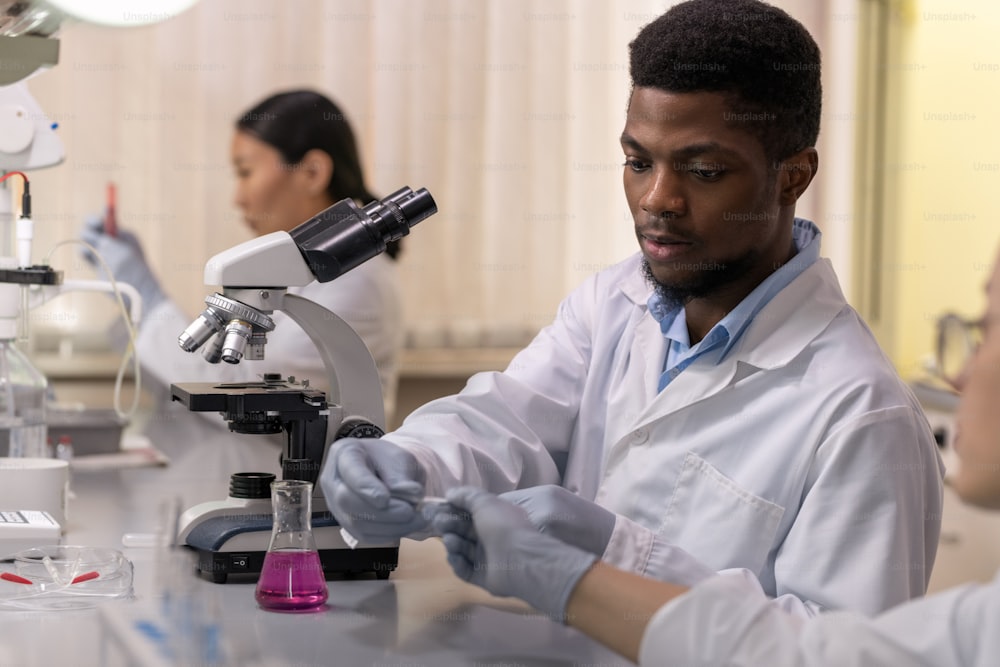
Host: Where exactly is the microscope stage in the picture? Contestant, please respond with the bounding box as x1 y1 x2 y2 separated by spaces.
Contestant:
171 379 327 413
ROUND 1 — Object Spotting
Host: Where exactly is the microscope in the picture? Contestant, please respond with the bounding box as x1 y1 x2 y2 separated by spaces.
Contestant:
172 186 437 582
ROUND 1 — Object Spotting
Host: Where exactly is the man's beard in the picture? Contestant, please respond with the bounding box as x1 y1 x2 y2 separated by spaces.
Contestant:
641 251 759 308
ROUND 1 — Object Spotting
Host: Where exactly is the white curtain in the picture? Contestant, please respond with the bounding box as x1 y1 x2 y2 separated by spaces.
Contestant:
26 0 837 350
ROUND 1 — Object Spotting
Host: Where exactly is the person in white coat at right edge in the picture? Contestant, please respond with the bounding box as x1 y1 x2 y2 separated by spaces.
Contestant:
323 0 944 619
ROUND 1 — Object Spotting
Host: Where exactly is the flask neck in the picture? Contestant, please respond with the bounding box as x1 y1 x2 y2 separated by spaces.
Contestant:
267 480 317 552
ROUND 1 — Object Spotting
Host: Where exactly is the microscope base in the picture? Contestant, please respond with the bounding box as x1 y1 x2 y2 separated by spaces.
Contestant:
190 545 399 584
179 507 400 583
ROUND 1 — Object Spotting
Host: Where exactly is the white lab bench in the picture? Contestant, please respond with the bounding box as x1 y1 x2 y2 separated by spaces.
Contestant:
0 424 630 667
22 353 997 663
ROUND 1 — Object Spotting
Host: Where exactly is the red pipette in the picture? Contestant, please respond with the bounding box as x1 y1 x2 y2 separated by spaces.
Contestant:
104 182 118 237
0 571 99 585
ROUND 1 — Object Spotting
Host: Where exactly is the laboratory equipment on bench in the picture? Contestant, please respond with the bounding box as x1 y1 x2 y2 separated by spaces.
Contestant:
173 186 437 583
0 170 143 458
1 2 196 453
255 479 328 612
0 510 60 558
0 544 134 611
0 334 48 457
0 71 65 456
0 226 58 457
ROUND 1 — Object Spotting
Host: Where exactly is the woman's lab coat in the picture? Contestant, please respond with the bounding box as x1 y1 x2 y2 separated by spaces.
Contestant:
639 568 1000 666
135 253 402 428
386 251 944 616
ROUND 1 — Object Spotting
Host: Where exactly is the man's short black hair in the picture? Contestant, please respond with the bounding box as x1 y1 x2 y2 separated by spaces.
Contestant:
629 0 821 162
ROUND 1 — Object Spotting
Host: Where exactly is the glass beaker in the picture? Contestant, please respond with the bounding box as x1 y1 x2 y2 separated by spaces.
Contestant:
255 479 328 612
0 338 48 458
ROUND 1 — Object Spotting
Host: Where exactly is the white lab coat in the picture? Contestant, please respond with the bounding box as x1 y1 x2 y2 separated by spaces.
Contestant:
639 568 1000 667
386 251 944 615
135 254 402 430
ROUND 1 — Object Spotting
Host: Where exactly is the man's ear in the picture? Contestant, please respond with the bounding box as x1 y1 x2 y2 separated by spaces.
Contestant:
296 149 334 197
776 147 818 206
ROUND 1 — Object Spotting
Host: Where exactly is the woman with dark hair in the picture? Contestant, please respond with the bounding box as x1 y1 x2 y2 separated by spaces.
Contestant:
82 90 403 427
233 91 401 259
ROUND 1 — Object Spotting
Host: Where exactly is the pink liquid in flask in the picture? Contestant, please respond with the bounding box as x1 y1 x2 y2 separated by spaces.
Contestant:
255 549 328 612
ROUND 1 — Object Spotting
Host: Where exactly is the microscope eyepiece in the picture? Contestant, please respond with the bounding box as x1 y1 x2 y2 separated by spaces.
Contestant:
290 186 438 283
390 187 437 228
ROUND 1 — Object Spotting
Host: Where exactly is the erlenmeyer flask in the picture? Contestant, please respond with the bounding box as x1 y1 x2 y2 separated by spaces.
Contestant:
254 479 328 612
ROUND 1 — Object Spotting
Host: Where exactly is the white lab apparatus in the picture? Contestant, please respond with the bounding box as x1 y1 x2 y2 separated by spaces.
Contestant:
0 77 145 453
0 72 66 461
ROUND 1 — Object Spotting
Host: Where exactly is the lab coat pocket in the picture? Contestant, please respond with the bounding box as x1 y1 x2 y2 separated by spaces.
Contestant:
659 452 784 576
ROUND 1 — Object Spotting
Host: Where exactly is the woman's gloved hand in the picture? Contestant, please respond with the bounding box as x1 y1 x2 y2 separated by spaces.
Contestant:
431 486 597 621
320 437 430 543
498 484 617 557
79 215 166 315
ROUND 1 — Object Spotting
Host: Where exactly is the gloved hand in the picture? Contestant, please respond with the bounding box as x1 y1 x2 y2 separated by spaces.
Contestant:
431 486 597 621
320 437 429 543
499 485 617 557
79 215 166 315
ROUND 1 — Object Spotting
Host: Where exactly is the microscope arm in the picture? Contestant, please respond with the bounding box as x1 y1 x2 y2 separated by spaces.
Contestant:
279 292 385 448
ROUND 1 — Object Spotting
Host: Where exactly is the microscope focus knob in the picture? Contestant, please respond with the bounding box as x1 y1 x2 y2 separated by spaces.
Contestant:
335 419 385 440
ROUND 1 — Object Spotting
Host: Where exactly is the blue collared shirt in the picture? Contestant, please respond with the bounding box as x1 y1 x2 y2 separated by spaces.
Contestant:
649 218 822 392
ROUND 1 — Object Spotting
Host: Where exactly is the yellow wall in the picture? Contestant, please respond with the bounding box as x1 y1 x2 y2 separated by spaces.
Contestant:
883 0 1000 377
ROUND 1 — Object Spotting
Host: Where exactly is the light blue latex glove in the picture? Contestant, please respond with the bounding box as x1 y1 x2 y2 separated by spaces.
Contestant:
431 486 598 621
319 437 429 543
79 215 166 315
499 484 617 557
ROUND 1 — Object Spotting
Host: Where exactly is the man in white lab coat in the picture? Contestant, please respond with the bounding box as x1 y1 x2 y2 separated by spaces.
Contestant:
322 0 944 617
429 181 1000 667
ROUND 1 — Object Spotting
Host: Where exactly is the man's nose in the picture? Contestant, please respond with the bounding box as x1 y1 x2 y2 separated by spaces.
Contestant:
639 168 686 218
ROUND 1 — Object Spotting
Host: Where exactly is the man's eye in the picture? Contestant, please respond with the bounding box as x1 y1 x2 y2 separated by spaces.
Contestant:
687 164 724 180
623 158 650 172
